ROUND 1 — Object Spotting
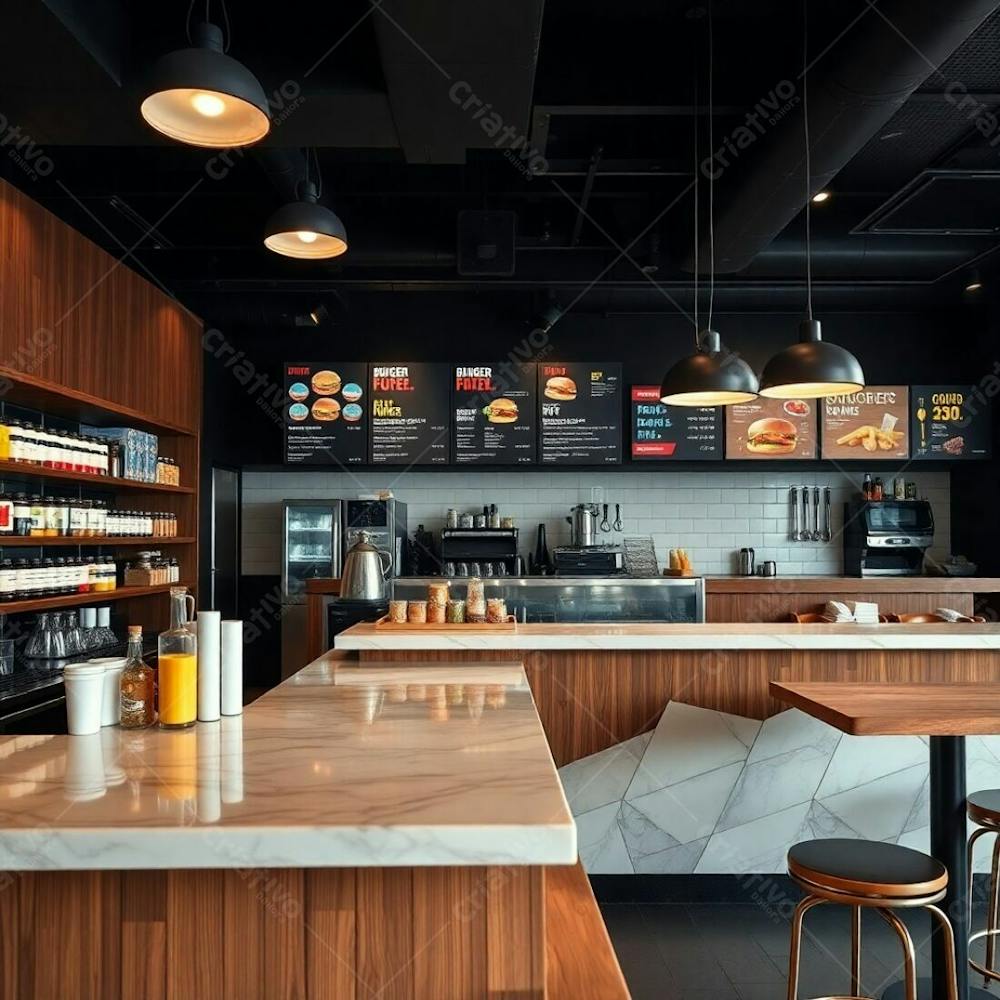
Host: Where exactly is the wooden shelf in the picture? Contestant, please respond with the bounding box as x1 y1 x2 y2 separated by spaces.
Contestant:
0 365 197 438
0 460 194 493
0 583 194 615
0 536 195 547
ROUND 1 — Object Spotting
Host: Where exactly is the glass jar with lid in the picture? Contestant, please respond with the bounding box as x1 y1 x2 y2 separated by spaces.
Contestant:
0 492 12 535
28 496 45 537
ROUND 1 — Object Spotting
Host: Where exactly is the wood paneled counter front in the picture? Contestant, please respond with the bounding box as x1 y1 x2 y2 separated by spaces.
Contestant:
336 622 1000 767
0 655 577 999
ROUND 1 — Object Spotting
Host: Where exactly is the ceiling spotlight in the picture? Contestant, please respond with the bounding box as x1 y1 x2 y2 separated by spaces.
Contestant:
264 151 348 260
811 190 831 204
965 269 983 293
309 304 331 326
141 20 270 148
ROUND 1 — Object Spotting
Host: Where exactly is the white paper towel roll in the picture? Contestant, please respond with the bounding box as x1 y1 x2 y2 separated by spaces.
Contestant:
197 611 221 721
221 620 243 717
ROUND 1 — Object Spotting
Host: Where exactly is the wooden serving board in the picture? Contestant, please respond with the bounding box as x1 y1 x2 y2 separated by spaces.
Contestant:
373 614 517 632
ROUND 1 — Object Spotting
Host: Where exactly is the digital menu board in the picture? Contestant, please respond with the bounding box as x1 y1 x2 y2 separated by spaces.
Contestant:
538 362 622 464
821 386 909 460
283 362 368 465
910 385 991 460
369 363 451 465
452 363 536 464
725 397 818 459
630 386 723 460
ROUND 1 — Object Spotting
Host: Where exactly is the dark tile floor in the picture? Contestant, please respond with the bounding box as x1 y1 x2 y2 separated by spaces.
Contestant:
602 901 994 1000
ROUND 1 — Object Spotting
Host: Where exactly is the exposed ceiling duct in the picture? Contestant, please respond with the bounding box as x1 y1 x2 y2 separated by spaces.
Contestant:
684 0 1000 274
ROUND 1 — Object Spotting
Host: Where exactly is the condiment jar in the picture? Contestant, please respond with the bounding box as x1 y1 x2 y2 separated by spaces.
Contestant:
0 492 12 535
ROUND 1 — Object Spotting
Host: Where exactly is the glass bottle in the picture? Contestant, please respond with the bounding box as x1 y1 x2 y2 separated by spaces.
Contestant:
157 587 197 729
120 625 156 729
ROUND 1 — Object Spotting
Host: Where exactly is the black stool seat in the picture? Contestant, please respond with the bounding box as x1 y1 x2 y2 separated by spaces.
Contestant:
788 838 948 899
969 789 1000 827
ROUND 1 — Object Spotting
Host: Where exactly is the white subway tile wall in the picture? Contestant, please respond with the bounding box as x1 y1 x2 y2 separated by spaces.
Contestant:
241 469 951 577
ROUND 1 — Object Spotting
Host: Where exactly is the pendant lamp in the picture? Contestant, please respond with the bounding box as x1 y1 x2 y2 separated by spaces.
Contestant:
758 0 864 400
660 2 759 407
141 21 270 149
263 153 348 260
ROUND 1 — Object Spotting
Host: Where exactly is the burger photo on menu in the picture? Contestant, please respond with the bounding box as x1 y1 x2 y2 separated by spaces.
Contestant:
544 376 577 401
311 370 342 396
726 398 817 459
483 398 519 423
311 398 341 421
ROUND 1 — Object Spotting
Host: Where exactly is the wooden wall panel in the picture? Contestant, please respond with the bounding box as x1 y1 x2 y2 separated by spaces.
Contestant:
0 178 202 433
121 871 166 1000
223 871 265 1000
356 867 414 999
305 869 356 1000
707 591 975 622
166 871 223 1000
262 869 306 1000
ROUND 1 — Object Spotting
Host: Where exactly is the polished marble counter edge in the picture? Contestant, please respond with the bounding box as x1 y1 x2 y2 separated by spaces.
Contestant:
0 656 576 871
335 622 1000 651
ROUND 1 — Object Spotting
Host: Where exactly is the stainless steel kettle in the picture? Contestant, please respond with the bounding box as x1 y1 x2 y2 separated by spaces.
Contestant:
339 530 392 600
566 503 601 548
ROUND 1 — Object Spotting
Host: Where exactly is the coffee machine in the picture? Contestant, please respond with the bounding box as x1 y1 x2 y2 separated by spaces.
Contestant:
342 499 408 577
843 500 934 576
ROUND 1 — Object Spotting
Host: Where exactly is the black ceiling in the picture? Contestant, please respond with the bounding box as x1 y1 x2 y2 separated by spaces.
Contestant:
3 0 1000 324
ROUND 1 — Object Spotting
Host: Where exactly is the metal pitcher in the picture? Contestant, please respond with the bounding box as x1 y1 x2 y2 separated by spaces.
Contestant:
566 503 601 548
339 530 392 600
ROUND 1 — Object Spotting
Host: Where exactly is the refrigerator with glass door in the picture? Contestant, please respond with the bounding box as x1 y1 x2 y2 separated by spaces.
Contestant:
280 500 342 678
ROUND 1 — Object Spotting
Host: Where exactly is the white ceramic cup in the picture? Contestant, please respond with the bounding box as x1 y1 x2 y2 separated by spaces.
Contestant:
91 657 126 727
63 663 106 736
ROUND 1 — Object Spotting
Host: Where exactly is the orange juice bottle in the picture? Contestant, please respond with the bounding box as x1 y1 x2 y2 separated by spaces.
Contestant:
157 587 197 729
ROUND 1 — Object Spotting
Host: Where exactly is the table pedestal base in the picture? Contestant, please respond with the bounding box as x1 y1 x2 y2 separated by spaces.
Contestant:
882 980 992 999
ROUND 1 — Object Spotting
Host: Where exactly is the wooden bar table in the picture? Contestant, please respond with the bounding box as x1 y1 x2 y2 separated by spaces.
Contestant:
771 681 1000 1000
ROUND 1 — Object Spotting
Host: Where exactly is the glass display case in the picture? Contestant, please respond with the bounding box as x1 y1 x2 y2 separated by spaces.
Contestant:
281 500 342 603
390 577 705 624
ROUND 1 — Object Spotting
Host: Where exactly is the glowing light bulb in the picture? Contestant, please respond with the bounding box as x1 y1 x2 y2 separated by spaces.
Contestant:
190 92 226 117
811 190 831 203
297 231 318 244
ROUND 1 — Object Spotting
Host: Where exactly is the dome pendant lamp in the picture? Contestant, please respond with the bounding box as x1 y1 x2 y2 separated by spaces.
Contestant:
758 0 864 400
660 2 759 407
140 12 270 149
264 151 348 259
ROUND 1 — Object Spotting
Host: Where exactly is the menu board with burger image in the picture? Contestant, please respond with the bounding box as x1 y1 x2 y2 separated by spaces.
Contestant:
725 397 818 459
369 363 451 464
539 363 622 464
821 386 909 460
284 362 368 464
910 385 991 460
452 363 537 464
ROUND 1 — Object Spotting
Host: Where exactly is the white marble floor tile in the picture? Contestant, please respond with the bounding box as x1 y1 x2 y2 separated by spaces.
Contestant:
717 745 833 833
629 761 744 845
576 801 634 874
626 702 760 799
815 734 927 799
558 732 651 815
748 708 841 765
695 801 812 875
633 836 709 874
819 764 926 842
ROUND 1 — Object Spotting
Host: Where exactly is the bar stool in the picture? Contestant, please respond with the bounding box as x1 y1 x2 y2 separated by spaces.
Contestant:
967 789 1000 984
786 838 958 1000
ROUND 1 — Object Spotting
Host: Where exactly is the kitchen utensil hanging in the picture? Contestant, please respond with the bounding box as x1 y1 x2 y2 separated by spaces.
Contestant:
613 504 623 531
600 504 611 532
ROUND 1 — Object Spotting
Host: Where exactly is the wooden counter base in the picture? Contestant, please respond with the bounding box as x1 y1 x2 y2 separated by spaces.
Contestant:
358 648 1000 766
0 864 545 1000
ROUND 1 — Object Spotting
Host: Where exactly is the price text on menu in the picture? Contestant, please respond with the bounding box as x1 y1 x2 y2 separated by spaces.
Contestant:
452 363 537 464
630 386 723 460
283 362 368 465
370 363 451 464
910 384 992 460
538 362 622 464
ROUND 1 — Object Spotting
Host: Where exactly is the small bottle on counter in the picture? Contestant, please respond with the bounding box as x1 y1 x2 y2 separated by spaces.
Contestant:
120 625 156 729
862 472 872 501
894 477 906 500
906 481 917 500
872 477 884 501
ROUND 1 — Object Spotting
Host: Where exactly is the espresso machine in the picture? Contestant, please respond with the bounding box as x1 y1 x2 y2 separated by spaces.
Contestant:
843 500 934 576
554 503 624 576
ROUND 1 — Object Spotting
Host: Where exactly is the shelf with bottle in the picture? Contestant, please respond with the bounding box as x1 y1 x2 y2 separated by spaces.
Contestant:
0 495 184 539
0 582 193 616
0 458 193 494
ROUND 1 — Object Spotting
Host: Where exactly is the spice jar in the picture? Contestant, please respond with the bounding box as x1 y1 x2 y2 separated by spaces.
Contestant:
29 496 45 537
13 494 30 536
388 600 408 624
466 578 486 623
427 601 446 624
445 599 466 624
0 492 12 535
407 601 428 624
486 598 508 623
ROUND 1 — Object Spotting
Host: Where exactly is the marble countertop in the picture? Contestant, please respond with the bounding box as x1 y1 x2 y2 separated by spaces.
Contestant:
335 621 1000 651
0 656 576 871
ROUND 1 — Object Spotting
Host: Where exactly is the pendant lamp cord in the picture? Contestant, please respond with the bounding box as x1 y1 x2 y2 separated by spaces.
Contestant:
693 71 699 344
803 0 813 321
707 0 715 335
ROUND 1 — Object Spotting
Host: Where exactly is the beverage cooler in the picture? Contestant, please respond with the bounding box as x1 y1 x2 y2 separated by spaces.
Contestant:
281 500 342 678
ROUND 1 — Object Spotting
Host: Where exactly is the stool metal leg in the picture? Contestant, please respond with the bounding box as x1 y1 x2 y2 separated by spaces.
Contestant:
968 825 1000 984
986 833 1000 974
787 896 826 1000
851 905 862 995
878 908 918 1000
925 903 960 1000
